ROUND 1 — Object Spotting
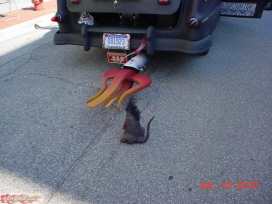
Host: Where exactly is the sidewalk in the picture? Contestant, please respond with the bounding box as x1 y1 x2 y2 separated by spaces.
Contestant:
0 0 56 30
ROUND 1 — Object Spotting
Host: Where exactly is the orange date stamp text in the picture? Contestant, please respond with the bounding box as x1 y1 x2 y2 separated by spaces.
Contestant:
199 181 259 189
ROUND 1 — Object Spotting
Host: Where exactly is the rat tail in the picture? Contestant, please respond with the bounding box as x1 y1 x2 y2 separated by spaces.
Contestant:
139 116 155 143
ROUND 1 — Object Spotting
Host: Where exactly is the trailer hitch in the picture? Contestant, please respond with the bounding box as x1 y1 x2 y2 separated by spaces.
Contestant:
86 53 152 110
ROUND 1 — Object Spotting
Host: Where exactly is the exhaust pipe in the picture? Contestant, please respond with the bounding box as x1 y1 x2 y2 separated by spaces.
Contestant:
122 53 150 72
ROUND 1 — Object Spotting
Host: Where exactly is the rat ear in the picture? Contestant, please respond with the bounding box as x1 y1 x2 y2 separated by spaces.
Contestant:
129 97 136 104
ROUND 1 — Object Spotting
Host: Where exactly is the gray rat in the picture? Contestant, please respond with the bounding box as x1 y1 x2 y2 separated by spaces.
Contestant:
120 97 154 144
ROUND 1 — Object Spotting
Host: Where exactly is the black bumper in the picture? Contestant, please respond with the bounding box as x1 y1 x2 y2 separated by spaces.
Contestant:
53 26 212 55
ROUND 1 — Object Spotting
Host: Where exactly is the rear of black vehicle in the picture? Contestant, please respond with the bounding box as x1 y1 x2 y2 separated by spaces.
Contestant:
53 0 269 55
53 0 222 55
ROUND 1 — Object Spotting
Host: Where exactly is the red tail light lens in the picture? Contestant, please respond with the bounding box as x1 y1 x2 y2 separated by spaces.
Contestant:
158 0 170 5
51 15 61 22
71 0 81 3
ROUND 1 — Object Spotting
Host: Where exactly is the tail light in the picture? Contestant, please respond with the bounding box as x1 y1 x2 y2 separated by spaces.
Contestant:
71 0 81 3
158 0 171 5
51 14 62 23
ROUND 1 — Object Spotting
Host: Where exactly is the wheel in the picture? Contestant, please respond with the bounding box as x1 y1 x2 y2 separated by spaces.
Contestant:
199 49 209 56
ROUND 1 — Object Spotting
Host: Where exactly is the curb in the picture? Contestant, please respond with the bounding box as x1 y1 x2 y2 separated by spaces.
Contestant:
0 13 57 43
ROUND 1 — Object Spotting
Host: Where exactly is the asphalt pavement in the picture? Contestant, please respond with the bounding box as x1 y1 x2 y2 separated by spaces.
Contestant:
0 10 271 204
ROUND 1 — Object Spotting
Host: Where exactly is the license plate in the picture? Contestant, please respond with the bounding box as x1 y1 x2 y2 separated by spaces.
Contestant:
107 52 128 64
102 33 130 50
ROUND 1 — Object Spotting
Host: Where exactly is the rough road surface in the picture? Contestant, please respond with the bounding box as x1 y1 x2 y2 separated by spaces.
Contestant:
0 10 271 204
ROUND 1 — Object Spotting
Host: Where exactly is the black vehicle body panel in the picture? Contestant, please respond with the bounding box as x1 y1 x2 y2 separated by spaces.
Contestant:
53 0 268 55
67 0 181 15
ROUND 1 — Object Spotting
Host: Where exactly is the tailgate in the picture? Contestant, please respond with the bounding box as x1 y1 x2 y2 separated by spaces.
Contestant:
67 0 181 15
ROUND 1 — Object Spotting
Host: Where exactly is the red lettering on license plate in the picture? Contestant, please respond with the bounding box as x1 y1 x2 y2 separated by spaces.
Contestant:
107 52 128 64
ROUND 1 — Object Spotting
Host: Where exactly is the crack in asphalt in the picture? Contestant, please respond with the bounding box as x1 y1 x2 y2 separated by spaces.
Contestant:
0 53 95 88
13 72 92 88
0 41 52 79
0 38 52 65
45 115 118 204
0 53 33 80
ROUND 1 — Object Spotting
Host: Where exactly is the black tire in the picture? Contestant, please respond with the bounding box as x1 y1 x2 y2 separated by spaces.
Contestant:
200 49 209 56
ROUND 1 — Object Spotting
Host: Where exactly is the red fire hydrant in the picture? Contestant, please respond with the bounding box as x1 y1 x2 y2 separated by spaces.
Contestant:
32 0 44 11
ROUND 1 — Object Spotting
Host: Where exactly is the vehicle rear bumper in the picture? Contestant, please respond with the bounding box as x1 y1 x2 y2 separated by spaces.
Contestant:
53 27 212 55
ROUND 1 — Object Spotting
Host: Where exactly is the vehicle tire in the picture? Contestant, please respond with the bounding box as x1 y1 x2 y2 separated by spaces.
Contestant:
200 49 209 55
